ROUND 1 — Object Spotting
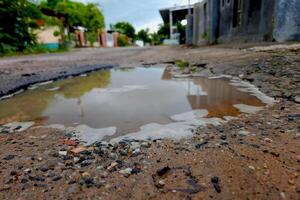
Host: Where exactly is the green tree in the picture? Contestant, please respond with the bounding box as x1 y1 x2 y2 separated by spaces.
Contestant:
112 22 136 40
157 23 170 39
137 28 151 43
150 32 162 45
176 22 186 44
0 0 42 54
85 3 105 33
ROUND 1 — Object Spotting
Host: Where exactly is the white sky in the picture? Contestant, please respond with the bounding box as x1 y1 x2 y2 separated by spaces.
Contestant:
74 0 201 32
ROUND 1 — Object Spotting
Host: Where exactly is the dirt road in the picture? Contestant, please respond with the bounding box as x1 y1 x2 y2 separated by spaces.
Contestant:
0 44 299 199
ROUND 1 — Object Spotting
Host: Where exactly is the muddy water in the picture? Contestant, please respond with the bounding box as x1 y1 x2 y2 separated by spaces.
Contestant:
0 67 266 138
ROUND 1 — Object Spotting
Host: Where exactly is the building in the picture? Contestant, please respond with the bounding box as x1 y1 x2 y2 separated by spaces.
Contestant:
193 0 300 45
160 0 300 46
159 4 194 45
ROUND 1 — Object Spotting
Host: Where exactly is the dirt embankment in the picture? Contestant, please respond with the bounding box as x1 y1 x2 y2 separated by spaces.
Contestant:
0 44 300 200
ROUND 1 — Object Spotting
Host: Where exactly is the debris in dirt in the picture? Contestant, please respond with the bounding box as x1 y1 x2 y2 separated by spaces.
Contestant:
58 151 68 156
157 180 166 188
195 141 208 149
119 168 133 177
238 130 250 136
0 122 35 133
70 146 87 154
157 166 171 176
61 139 78 147
248 165 255 170
288 114 300 121
3 155 15 160
211 176 221 193
294 96 300 103
107 161 120 171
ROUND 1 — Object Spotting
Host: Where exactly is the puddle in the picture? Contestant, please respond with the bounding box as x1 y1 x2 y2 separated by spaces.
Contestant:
0 66 273 142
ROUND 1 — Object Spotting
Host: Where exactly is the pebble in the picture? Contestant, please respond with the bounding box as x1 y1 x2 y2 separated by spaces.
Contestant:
288 179 294 185
294 95 300 103
59 151 68 156
107 162 118 171
3 155 15 160
264 138 272 143
119 168 132 176
158 180 166 187
132 148 141 156
248 165 255 170
239 131 250 136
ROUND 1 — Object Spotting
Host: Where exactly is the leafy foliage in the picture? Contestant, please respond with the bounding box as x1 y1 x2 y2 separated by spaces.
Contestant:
118 34 131 47
0 0 42 54
176 22 186 44
157 23 170 39
112 22 136 40
137 29 151 43
87 32 97 47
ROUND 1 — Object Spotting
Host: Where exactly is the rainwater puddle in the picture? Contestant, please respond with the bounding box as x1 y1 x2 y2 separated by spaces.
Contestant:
0 66 274 143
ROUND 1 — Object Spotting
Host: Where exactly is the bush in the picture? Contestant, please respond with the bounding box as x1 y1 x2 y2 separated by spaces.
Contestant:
175 60 190 70
87 32 97 47
118 34 130 47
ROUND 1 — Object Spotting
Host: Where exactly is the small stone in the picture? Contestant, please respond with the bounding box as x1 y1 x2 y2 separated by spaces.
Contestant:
157 166 171 176
58 151 68 156
263 164 268 169
82 172 90 177
195 141 208 149
211 176 219 184
3 155 15 160
248 165 255 170
52 176 62 181
10 171 17 176
107 162 119 171
119 168 132 176
21 178 28 183
294 96 300 103
280 192 286 199
74 157 80 163
67 186 76 194
141 142 151 148
220 135 227 140
158 180 165 187
132 148 141 156
71 146 87 154
288 179 294 185
239 131 250 136
24 168 31 173
264 138 272 143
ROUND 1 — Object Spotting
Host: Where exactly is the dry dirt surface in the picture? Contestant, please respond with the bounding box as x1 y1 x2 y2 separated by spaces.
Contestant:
0 44 300 200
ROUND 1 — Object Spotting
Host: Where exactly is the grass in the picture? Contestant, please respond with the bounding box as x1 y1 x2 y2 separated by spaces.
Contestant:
0 45 70 57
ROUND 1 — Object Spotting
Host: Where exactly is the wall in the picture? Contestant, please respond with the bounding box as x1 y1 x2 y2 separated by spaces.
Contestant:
193 0 220 45
193 0 210 45
37 26 60 44
218 0 275 43
274 0 300 42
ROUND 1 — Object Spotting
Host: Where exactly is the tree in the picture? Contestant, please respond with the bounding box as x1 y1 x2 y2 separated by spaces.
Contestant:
85 3 105 33
44 0 61 9
157 23 170 39
112 22 136 40
150 32 162 45
176 22 186 44
0 0 42 54
137 29 151 43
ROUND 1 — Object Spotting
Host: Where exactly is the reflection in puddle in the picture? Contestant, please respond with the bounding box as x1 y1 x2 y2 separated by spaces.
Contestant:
0 67 273 141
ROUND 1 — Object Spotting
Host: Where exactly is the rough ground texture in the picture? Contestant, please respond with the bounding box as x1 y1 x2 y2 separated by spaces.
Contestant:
0 44 300 199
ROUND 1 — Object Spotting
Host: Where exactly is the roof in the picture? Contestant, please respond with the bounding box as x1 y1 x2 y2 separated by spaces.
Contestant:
159 4 194 24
